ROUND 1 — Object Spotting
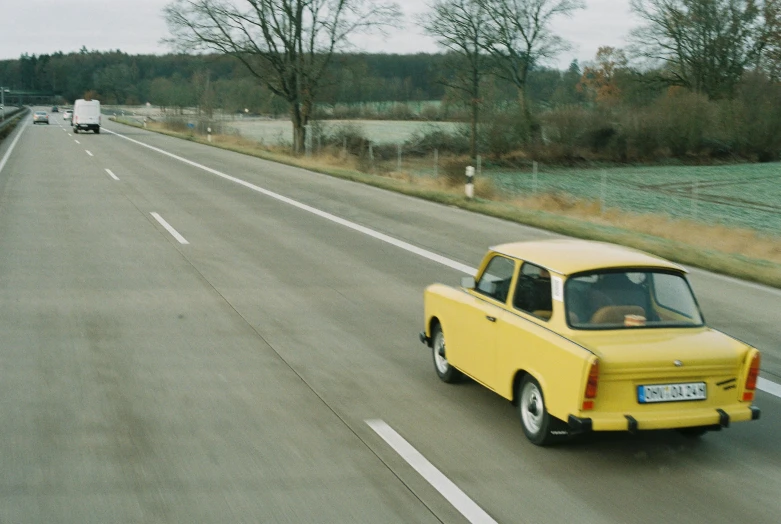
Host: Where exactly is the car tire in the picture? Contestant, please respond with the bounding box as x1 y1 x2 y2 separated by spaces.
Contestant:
73 127 79 134
518 375 566 446
95 128 100 134
431 324 462 384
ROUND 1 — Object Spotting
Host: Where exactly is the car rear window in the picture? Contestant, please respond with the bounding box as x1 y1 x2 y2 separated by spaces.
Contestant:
565 269 704 329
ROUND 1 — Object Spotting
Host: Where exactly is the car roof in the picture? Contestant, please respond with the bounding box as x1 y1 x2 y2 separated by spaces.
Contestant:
490 239 685 276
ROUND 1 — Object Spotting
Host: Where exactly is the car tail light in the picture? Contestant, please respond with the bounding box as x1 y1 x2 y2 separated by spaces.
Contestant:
583 359 599 410
743 352 760 402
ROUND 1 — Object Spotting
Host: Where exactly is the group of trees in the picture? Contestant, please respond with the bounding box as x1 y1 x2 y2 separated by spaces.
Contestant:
3 0 781 161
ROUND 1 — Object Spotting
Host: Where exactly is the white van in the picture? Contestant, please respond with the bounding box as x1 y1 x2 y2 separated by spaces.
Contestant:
72 99 101 134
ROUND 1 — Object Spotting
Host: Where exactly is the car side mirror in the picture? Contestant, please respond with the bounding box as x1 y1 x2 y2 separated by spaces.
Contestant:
461 276 475 289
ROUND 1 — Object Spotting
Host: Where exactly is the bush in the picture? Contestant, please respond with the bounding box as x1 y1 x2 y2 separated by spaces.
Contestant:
403 125 471 156
656 90 713 156
720 74 781 161
322 122 371 156
542 105 590 155
622 110 662 161
478 109 528 158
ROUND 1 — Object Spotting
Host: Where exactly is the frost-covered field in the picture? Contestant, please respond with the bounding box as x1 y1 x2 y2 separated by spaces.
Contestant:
488 163 781 235
226 118 462 145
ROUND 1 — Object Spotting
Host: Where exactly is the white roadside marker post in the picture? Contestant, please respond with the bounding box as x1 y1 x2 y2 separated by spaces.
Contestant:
465 166 475 199
207 127 212 142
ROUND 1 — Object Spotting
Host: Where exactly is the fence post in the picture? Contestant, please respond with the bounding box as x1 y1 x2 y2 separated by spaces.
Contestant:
601 170 607 215
465 166 475 199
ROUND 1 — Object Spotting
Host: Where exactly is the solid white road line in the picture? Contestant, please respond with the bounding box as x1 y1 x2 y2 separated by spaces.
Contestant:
104 128 476 274
758 378 781 399
105 168 119 181
150 212 189 245
106 127 781 399
0 117 29 174
366 419 497 524
85 150 93 157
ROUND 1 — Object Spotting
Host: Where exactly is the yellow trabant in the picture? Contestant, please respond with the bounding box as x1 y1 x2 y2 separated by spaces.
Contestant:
420 239 761 445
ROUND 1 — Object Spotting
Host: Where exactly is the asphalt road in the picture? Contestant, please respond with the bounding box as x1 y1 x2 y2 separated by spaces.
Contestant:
1 110 780 523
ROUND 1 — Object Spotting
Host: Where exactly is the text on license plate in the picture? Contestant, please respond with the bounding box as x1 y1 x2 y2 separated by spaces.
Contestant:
637 382 707 403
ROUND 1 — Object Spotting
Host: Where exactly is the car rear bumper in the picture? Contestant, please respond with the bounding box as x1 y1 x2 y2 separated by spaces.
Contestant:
568 404 760 433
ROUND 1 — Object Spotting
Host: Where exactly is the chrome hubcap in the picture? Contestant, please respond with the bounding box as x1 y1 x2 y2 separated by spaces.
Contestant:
434 332 449 374
521 382 544 435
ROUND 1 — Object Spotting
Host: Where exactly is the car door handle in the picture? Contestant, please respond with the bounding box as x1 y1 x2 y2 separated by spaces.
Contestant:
485 316 497 322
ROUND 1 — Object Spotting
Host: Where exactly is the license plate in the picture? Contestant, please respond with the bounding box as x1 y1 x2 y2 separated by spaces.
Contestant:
638 382 707 403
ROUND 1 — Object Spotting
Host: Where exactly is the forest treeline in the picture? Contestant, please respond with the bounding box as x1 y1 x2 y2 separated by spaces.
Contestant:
3 44 781 163
0 48 583 111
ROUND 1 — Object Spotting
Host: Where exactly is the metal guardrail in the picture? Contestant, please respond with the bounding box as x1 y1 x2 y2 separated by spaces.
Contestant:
0 106 30 137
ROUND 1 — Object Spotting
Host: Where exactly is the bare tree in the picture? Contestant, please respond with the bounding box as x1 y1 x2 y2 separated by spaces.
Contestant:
420 0 491 159
163 0 400 154
477 0 584 138
630 0 764 99
756 0 781 80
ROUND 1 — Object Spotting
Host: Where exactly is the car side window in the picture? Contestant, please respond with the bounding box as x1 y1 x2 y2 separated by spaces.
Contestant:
513 263 553 321
475 256 516 303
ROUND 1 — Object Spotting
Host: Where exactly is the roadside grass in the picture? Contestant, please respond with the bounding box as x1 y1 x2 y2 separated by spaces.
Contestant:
112 117 781 288
0 112 26 141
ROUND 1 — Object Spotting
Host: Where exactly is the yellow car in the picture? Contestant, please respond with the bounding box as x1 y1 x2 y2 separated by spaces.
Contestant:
419 239 761 445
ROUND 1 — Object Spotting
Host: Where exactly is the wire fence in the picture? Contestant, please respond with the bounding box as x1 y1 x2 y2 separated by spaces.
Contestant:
323 145 781 236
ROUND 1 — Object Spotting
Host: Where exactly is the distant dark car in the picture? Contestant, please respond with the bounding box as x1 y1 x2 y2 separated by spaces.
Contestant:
51 106 59 112
33 111 49 124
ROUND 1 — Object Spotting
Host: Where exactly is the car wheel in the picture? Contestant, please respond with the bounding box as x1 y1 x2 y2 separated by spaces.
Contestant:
95 128 100 134
431 325 462 384
518 375 561 446
73 127 79 134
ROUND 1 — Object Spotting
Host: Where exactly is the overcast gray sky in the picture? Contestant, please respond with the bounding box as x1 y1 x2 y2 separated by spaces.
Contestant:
0 0 636 69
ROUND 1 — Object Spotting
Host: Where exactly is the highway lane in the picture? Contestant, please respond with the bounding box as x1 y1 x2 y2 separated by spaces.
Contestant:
0 113 446 523
92 115 781 381
1 110 780 523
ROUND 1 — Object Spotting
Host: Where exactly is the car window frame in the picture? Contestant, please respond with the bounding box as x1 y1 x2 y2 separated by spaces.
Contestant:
474 254 517 305
512 261 553 321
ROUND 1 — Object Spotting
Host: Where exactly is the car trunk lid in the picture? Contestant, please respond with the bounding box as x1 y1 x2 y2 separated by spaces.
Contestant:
570 327 744 379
